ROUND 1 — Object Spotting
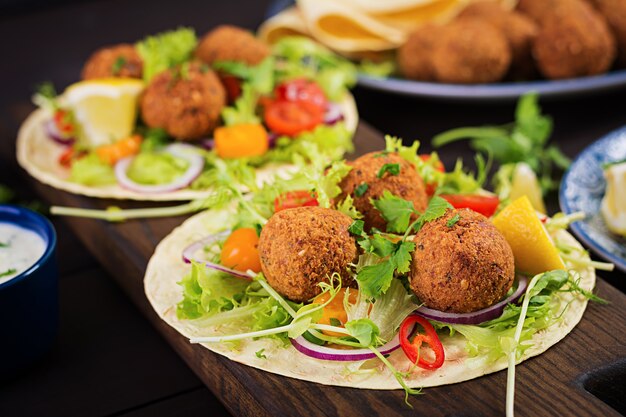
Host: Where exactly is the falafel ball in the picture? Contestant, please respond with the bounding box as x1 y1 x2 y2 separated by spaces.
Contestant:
81 43 143 80
258 206 357 303
337 152 428 232
532 3 616 79
458 2 539 79
410 209 515 313
195 25 270 66
431 19 512 84
140 62 226 140
516 0 589 25
588 0 626 67
397 24 444 81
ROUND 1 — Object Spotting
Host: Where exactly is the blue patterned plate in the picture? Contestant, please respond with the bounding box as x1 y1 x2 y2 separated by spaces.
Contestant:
559 126 626 272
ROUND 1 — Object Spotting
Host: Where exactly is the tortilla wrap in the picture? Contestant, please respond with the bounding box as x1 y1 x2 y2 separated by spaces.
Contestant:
144 207 595 389
16 93 358 201
260 0 518 54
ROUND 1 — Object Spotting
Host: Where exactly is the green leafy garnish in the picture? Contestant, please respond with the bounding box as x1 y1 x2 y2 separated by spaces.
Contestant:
69 154 117 186
0 184 14 203
358 59 396 78
348 220 365 236
127 153 189 185
432 92 569 194
255 349 267 359
0 269 16 278
446 214 460 228
213 57 275 95
355 183 369 197
345 318 381 346
111 56 127 75
372 190 415 233
0 241 10 248
136 27 197 82
377 163 400 178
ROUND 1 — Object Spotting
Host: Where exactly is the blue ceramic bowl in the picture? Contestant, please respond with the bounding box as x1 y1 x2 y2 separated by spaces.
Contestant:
0 205 58 379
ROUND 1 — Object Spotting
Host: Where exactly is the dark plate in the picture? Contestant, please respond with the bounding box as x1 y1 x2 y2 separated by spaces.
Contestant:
358 69 626 101
559 126 626 272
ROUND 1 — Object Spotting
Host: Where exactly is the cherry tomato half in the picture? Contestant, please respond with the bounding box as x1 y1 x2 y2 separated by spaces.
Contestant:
420 154 446 196
219 74 242 104
440 194 500 218
264 100 324 136
54 109 75 136
275 78 328 112
274 190 319 213
220 228 262 273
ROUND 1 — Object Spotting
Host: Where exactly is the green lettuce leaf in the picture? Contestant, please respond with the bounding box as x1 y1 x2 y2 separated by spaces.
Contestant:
136 27 197 82
70 153 116 186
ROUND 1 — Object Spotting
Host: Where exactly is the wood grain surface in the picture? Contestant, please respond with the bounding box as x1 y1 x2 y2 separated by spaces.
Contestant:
24 122 626 417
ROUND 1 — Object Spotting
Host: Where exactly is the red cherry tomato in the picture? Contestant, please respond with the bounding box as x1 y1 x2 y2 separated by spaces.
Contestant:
419 154 445 196
274 190 319 213
264 101 324 136
275 78 328 111
440 194 500 217
220 228 262 273
53 109 75 136
58 147 86 168
219 74 242 104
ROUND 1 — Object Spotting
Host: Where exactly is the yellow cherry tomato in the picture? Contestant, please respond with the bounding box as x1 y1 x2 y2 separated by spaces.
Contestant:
96 134 142 165
214 123 268 159
220 228 262 273
312 288 358 337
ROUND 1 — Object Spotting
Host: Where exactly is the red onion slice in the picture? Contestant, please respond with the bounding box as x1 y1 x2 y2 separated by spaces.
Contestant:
324 102 344 125
114 143 204 194
44 119 75 146
415 275 529 325
181 231 252 280
291 333 401 362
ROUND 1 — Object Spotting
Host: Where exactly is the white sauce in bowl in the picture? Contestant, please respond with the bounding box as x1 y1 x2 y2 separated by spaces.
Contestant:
0 222 47 285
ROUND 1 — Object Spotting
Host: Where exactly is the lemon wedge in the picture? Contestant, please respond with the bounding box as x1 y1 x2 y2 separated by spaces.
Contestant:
492 195 565 275
509 162 547 214
601 161 626 237
63 78 144 148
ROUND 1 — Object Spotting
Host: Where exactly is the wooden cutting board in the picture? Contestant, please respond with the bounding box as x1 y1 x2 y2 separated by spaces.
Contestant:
26 122 626 417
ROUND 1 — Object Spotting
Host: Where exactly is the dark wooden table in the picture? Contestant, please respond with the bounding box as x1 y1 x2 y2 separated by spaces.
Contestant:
1 1 626 416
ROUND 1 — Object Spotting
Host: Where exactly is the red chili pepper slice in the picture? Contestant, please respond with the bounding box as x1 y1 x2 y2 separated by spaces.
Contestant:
399 314 445 370
273 190 319 213
440 194 500 217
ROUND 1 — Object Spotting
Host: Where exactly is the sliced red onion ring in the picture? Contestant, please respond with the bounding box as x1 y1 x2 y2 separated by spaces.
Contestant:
324 102 344 126
44 119 75 146
268 132 279 148
181 231 252 280
114 143 204 194
199 138 214 150
415 275 529 325
291 333 401 362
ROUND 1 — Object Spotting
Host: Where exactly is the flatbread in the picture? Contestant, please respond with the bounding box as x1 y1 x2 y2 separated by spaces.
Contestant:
16 93 358 201
144 208 595 389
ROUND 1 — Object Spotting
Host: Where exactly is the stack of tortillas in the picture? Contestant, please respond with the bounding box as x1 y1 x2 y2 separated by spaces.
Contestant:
259 0 517 58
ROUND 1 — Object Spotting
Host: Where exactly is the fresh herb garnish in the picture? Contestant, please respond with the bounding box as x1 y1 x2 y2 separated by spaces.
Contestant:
0 184 14 203
255 349 267 359
432 93 569 195
372 190 415 233
329 317 342 327
348 220 365 236
355 183 369 197
377 163 400 179
0 241 10 248
111 56 127 75
446 214 460 228
0 268 16 278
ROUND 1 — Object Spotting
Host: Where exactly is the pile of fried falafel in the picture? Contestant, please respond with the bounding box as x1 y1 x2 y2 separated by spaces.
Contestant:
80 26 270 140
258 151 515 314
398 0 625 83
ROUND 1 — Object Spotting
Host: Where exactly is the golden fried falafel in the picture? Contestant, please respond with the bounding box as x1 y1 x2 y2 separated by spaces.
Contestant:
458 2 539 79
140 62 226 140
588 0 626 66
431 19 512 84
337 152 428 232
195 25 270 66
397 24 444 81
258 206 357 303
410 209 515 313
81 44 143 80
516 0 589 25
532 2 616 79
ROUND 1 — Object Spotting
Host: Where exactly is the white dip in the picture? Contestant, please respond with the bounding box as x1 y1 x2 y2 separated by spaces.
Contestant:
0 222 47 285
